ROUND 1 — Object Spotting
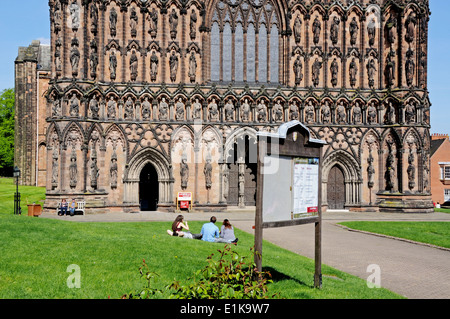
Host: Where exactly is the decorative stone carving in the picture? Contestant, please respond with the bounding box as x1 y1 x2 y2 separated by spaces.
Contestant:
204 159 212 189
293 55 303 86
148 8 158 38
107 96 117 119
293 16 302 44
192 98 202 120
169 9 178 40
330 58 339 87
405 49 415 87
130 7 138 38
89 96 99 119
289 101 299 120
405 12 417 44
208 98 219 122
349 57 358 88
385 101 396 124
109 50 117 81
353 102 362 124
51 150 58 189
169 51 178 82
141 97 151 120
386 52 395 87
273 100 283 122
159 97 169 120
367 102 377 124
124 97 134 120
188 51 197 83
110 7 118 37
190 9 197 40
90 2 98 35
150 51 158 82
330 16 340 46
321 101 331 124
240 99 250 122
90 150 99 190
256 100 267 122
90 41 98 79
130 50 138 81
312 58 322 87
52 98 61 117
349 17 359 47
407 151 415 191
305 100 315 124
69 94 79 117
175 98 185 121
224 100 234 121
53 2 62 33
405 101 416 124
312 16 321 45
69 149 78 189
386 13 397 45
367 17 376 47
110 152 118 189
70 39 80 77
336 101 346 124
69 0 80 31
367 58 377 89
180 158 189 190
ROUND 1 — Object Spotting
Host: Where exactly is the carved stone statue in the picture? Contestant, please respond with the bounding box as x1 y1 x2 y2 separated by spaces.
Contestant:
169 9 178 40
70 94 79 117
209 98 219 121
109 50 117 80
386 14 397 45
169 51 178 82
124 97 134 120
405 51 415 87
349 57 358 88
293 16 302 44
312 58 322 87
89 96 99 119
180 159 189 190
367 152 375 189
188 51 197 83
110 153 118 189
204 159 212 189
69 150 78 189
129 50 138 81
385 152 396 192
385 101 396 124
405 102 415 124
52 152 58 189
69 0 80 31
257 101 267 122
349 17 359 47
305 101 315 124
148 8 158 38
321 101 331 124
289 101 299 120
90 2 98 35
192 98 202 120
224 100 234 121
110 7 118 37
293 55 303 86
175 98 185 121
353 102 362 124
190 9 197 40
141 97 151 120
330 16 340 46
150 51 158 82
312 16 321 45
367 18 376 47
336 102 346 124
330 58 339 87
53 2 62 33
90 44 98 79
52 99 61 117
407 152 415 191
240 99 250 122
90 156 99 190
367 102 377 124
159 97 169 120
366 58 377 89
107 96 117 119
386 53 395 87
273 101 283 122
70 43 80 76
405 12 417 44
54 39 62 72
130 7 138 38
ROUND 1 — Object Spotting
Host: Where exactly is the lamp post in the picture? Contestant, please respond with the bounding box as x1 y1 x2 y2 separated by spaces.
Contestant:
13 166 21 215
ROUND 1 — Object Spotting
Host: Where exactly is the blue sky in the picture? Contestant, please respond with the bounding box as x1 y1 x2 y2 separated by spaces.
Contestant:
0 0 449 135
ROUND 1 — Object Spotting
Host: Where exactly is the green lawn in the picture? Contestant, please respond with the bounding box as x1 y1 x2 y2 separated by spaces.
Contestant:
434 207 450 214
0 177 401 299
0 177 46 215
0 214 402 299
339 221 450 249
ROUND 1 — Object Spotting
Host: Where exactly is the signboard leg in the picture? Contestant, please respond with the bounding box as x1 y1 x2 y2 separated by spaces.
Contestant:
314 220 322 289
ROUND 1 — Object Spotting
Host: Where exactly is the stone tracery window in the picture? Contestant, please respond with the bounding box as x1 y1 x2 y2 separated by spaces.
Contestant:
210 0 280 84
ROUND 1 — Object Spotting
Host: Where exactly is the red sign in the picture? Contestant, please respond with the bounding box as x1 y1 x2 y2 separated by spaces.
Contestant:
179 201 190 209
307 206 318 213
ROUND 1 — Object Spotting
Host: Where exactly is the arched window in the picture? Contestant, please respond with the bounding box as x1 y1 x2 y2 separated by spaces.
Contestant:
210 0 280 84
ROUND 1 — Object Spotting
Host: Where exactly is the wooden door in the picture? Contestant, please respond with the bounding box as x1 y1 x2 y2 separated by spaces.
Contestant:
327 165 345 209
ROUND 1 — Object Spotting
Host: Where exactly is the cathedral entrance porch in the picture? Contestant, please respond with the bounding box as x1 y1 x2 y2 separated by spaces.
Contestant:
139 163 159 211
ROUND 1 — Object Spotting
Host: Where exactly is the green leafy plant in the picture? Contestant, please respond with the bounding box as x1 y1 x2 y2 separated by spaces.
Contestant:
122 259 162 299
168 245 277 299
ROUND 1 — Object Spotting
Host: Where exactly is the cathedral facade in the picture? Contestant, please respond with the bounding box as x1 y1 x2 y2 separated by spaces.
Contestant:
16 0 433 213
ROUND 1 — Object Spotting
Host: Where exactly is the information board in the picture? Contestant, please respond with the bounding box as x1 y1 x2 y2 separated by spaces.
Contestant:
292 157 319 219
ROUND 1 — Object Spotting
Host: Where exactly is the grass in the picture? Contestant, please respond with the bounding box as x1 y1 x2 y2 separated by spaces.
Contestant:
0 215 402 299
0 177 401 299
0 177 46 215
434 207 450 214
339 221 450 249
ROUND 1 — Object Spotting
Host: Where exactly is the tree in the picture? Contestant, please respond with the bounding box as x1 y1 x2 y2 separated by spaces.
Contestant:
0 88 15 176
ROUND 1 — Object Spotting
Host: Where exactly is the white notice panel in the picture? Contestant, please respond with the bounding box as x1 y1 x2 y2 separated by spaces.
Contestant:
292 158 319 218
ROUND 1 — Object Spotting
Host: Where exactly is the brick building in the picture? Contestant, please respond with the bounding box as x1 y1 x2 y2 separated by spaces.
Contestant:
15 0 433 213
430 134 450 206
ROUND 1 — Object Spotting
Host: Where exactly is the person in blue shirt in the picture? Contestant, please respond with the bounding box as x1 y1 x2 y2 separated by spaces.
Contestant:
201 216 238 244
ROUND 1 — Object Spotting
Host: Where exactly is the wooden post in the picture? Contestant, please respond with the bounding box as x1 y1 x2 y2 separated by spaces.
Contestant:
255 137 264 272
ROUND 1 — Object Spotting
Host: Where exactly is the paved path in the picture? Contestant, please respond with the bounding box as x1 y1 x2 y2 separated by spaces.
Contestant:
41 209 450 299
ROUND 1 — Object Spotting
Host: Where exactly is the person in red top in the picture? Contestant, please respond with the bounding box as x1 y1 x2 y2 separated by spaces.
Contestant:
166 215 202 239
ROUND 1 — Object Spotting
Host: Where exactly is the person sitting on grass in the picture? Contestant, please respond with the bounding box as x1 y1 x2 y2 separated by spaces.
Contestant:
201 216 238 244
59 199 68 216
166 215 202 239
220 219 238 244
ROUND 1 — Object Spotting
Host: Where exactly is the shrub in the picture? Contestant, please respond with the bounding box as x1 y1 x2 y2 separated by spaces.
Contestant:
121 259 162 299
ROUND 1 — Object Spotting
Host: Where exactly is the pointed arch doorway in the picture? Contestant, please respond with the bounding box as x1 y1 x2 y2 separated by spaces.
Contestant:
139 163 159 211
327 165 345 210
